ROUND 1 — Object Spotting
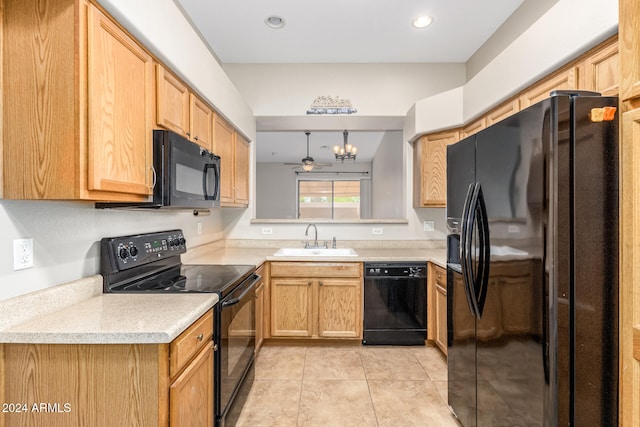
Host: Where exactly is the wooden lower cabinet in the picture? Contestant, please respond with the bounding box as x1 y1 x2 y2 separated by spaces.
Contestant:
0 309 214 427
269 262 362 340
255 264 267 353
428 263 448 356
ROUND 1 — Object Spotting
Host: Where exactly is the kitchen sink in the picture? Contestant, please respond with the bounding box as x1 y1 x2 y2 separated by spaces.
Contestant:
273 247 358 257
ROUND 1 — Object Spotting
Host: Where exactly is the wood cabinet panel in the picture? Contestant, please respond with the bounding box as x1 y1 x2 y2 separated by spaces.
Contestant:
582 37 619 96
189 94 214 150
620 0 640 102
486 98 520 126
234 133 250 205
156 65 190 137
429 263 448 356
270 262 362 340
0 343 167 427
270 262 361 278
2 0 152 201
170 309 213 378
462 117 487 138
413 129 460 208
435 282 447 356
214 115 236 204
86 6 153 196
620 105 640 427
317 279 361 338
169 343 214 427
520 67 579 108
270 278 314 337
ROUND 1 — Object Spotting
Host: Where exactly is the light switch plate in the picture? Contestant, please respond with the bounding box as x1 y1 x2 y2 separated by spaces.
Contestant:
13 238 34 270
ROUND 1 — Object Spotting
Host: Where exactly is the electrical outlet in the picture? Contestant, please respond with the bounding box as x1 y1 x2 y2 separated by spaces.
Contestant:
262 227 273 235
372 227 384 235
197 222 203 235
423 220 435 232
13 238 34 270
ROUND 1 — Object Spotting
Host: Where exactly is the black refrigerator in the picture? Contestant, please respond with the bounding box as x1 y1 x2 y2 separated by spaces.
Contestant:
446 91 618 427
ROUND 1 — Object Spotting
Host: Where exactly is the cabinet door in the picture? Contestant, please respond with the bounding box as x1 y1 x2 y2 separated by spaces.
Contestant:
520 67 578 108
270 278 313 337
86 5 153 196
486 98 520 126
582 37 618 96
213 115 235 205
190 94 213 150
317 278 361 338
170 343 214 427
234 133 250 206
156 65 190 136
435 283 447 356
413 130 459 207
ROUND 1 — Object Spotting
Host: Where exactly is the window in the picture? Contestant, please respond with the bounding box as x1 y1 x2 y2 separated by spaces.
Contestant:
298 180 361 219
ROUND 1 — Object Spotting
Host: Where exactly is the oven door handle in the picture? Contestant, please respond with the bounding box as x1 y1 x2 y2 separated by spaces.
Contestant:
221 274 261 307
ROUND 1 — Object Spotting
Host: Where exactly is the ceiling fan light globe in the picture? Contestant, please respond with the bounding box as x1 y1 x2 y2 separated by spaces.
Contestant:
302 164 314 172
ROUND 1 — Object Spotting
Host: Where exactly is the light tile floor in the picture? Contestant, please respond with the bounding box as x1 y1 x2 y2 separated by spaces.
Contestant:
234 343 461 427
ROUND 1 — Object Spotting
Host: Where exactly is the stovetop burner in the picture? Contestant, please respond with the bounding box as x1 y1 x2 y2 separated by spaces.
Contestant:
101 230 256 298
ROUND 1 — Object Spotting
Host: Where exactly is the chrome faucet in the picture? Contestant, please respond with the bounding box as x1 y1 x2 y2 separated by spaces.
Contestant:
304 224 325 249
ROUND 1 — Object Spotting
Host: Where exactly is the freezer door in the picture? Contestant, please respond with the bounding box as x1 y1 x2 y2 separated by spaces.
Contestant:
446 136 478 426
474 100 549 426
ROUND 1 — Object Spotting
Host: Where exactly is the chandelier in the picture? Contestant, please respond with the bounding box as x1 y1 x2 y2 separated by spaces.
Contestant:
333 130 357 162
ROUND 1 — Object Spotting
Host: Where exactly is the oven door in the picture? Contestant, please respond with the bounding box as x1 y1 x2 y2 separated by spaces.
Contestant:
216 274 259 423
155 130 220 209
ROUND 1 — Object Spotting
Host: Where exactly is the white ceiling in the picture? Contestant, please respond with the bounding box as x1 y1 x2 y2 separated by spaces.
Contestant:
175 0 526 163
256 130 391 165
176 0 525 63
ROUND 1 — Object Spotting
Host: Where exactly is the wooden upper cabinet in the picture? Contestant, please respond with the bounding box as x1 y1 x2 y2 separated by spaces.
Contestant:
520 66 579 108
620 0 640 102
86 5 153 196
486 98 520 126
413 129 460 208
581 36 619 96
234 133 250 205
156 65 214 150
156 65 190 136
2 0 153 201
190 94 214 150
213 115 236 205
462 117 486 138
213 114 250 207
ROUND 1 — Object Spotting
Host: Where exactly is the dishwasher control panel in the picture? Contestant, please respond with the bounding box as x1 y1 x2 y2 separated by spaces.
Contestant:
364 263 426 278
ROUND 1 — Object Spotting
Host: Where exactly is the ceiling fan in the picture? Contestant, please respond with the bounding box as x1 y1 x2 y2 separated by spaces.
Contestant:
284 131 332 171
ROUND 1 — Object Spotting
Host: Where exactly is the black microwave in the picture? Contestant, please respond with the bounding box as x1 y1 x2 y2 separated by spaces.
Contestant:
96 130 220 210
153 130 220 209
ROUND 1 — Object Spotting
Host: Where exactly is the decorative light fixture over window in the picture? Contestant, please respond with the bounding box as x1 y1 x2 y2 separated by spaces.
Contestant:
333 130 357 162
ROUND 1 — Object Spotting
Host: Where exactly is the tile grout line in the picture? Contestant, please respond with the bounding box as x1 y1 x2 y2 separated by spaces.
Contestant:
295 345 308 427
360 349 381 427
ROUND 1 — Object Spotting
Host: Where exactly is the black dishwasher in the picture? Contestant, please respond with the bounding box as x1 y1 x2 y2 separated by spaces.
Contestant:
362 262 427 345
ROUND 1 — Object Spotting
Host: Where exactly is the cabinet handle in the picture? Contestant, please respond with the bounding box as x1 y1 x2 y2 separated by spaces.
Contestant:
319 281 324 286
194 135 199 141
197 333 204 341
186 132 191 137
307 281 312 286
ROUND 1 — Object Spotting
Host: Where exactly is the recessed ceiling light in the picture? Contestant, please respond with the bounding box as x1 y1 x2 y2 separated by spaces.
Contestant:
265 15 286 29
412 16 433 29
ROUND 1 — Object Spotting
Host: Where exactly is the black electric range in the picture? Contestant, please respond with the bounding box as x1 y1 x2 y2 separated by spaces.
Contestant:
100 229 255 298
100 229 258 427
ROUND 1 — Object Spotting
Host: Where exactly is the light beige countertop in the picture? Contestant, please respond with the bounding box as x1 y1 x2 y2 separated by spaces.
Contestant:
0 276 218 345
185 244 447 268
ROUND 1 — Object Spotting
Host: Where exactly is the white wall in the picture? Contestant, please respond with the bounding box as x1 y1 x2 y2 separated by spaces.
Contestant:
372 131 404 219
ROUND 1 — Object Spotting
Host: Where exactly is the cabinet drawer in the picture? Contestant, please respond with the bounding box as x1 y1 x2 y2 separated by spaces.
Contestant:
434 265 446 288
170 309 213 378
270 262 361 278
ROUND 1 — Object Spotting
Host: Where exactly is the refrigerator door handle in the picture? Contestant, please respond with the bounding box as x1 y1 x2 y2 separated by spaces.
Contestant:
474 183 491 318
460 183 479 317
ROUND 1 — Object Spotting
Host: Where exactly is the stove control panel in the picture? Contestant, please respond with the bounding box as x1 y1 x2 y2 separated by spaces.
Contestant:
101 229 187 272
